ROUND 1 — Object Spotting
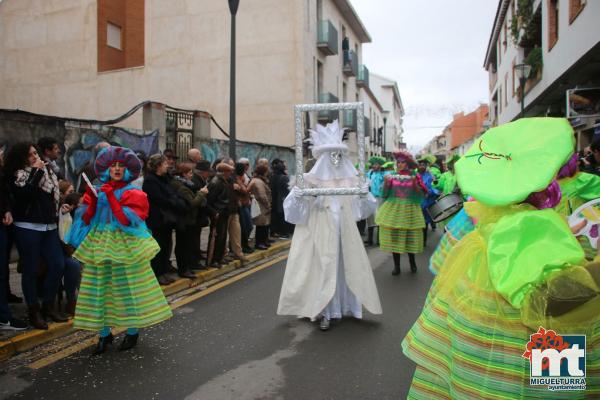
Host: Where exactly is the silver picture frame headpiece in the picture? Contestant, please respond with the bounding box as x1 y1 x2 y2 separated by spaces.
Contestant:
294 102 367 196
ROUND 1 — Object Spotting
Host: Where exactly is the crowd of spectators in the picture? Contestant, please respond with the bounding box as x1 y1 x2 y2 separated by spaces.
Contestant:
0 138 292 331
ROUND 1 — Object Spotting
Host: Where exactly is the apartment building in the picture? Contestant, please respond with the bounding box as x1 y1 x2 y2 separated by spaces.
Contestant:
484 0 600 148
0 0 381 155
370 73 405 158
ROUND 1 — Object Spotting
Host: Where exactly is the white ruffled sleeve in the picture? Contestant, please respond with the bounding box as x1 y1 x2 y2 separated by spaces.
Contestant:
351 192 378 221
283 186 311 225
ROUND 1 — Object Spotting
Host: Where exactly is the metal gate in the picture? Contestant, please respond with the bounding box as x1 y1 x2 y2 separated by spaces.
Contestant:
166 109 194 158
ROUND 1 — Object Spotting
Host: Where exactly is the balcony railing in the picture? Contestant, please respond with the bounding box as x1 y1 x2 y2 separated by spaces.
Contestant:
342 109 357 131
317 92 339 122
357 65 369 88
317 20 338 56
343 50 358 77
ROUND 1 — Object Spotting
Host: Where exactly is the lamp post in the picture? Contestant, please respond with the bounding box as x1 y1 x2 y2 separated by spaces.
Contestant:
228 0 240 159
514 63 532 119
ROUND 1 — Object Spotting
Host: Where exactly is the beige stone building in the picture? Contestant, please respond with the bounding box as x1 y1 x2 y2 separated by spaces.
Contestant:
0 0 388 156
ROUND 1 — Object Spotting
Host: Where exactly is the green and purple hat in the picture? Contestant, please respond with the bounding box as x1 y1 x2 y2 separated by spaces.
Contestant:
455 118 574 206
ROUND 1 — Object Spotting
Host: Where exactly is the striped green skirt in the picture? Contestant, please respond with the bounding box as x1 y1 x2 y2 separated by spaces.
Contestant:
73 229 172 331
379 227 424 254
376 200 425 254
402 265 600 399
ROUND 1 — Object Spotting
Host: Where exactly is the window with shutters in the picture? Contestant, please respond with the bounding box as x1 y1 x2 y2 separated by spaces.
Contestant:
569 0 585 24
548 0 559 51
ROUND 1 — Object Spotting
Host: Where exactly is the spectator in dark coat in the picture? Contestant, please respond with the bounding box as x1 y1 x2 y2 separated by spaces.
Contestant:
206 163 234 267
170 163 208 278
4 142 67 330
270 160 292 238
143 154 187 285
0 150 27 330
191 160 211 266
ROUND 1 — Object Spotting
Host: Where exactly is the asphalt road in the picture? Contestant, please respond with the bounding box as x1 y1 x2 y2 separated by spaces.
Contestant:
1 231 440 400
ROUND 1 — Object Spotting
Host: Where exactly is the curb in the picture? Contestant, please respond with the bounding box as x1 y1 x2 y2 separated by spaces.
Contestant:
0 240 290 362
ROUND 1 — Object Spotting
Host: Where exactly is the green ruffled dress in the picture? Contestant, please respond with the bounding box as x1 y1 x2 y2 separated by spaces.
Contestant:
402 202 600 399
375 173 425 254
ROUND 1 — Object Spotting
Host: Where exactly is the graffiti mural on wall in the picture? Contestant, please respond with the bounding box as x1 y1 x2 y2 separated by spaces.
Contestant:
199 140 295 175
64 123 158 182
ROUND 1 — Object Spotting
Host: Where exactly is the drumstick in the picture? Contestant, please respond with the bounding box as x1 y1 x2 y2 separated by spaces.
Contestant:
81 172 98 197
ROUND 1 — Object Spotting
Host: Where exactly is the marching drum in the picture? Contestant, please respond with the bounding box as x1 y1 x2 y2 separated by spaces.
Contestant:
427 193 464 223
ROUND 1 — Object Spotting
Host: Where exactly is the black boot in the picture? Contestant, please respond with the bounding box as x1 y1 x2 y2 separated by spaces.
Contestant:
119 333 139 351
92 333 114 356
409 253 417 273
392 253 401 275
364 227 374 246
42 302 69 322
27 304 48 330
423 228 428 247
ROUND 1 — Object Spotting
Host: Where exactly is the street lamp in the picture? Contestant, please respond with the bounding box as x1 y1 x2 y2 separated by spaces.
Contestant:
228 0 240 159
514 63 532 119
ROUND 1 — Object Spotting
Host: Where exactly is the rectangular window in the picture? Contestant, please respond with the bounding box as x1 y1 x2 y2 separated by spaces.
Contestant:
569 0 585 24
503 21 508 52
512 59 516 97
107 22 122 50
504 74 509 106
498 40 502 65
498 87 502 114
548 0 559 50
97 0 145 72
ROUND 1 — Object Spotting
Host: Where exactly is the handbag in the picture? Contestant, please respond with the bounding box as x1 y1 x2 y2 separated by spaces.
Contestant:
251 197 261 219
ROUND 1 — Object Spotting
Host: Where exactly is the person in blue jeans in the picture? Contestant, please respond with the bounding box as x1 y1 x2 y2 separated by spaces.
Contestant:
4 142 67 330
0 153 27 330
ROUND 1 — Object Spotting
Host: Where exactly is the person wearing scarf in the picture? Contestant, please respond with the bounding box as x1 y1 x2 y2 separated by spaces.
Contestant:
4 142 67 330
67 146 172 355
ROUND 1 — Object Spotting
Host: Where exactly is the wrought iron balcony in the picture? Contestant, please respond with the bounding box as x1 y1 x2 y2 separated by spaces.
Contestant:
317 92 340 122
317 20 338 56
342 109 357 132
357 65 369 88
343 50 358 77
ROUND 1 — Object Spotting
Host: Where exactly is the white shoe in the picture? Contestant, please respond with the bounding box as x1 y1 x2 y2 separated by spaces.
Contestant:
319 317 330 331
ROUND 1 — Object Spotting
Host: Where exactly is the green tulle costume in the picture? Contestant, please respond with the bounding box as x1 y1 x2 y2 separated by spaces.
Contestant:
402 118 600 399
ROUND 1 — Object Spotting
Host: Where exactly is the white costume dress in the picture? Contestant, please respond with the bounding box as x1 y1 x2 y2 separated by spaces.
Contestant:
277 120 382 320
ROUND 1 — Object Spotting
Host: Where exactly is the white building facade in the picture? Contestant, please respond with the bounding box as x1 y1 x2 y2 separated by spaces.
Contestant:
484 0 600 147
370 73 404 157
0 0 377 153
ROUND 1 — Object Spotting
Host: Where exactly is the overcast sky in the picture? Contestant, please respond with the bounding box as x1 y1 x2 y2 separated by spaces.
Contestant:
351 0 498 152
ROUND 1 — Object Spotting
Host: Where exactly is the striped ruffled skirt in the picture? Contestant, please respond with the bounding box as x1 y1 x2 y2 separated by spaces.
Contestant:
73 230 172 330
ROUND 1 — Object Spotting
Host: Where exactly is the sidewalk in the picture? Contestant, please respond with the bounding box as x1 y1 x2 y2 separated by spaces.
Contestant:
0 237 291 362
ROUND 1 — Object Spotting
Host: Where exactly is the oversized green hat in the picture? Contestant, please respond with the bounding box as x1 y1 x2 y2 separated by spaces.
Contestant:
368 156 386 165
382 161 395 169
418 154 437 164
456 118 574 206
